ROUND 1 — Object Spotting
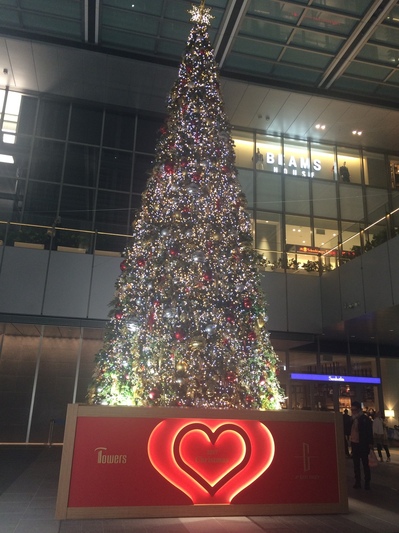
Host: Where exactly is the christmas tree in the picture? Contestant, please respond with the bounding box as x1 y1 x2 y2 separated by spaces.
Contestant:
88 1 283 410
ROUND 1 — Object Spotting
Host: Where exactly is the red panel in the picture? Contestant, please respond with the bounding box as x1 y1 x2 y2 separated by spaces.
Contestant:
68 416 339 508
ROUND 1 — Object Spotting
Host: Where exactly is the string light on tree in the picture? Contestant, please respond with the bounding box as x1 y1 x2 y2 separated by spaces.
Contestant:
88 1 284 410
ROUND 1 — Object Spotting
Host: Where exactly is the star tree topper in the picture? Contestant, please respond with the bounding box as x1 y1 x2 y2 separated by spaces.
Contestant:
189 0 214 26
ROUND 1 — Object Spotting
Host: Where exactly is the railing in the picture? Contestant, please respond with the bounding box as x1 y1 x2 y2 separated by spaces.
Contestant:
257 206 399 275
0 221 132 256
2 205 399 274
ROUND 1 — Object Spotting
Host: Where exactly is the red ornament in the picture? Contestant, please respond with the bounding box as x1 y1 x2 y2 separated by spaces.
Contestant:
120 260 127 271
247 330 257 341
137 256 146 267
149 388 160 400
115 312 123 320
243 297 252 309
226 313 235 324
174 328 186 341
169 247 179 257
192 171 201 182
216 198 221 210
159 126 167 135
245 395 254 404
164 162 174 174
226 371 237 383
203 270 212 282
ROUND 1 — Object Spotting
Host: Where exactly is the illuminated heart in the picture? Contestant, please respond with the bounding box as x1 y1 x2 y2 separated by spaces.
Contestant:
148 418 275 504
174 423 251 496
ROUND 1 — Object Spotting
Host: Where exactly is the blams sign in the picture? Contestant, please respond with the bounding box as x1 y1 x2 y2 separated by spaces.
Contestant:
56 406 347 518
266 153 321 177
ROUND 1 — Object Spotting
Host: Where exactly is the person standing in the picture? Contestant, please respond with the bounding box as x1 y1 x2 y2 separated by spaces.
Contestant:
373 411 391 462
350 401 373 490
339 161 350 182
343 408 352 457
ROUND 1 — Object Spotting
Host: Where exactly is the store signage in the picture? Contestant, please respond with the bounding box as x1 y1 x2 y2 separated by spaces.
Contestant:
265 153 321 177
291 373 381 384
56 406 347 519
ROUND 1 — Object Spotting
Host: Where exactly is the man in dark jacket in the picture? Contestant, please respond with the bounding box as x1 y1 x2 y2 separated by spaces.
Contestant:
350 401 373 489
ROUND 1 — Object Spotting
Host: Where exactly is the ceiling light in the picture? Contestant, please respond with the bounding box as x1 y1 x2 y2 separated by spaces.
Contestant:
0 154 14 163
352 130 362 135
3 134 15 144
315 124 326 130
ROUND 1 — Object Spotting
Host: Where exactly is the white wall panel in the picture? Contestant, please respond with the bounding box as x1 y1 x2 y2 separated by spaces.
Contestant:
88 255 121 320
42 251 93 318
0 247 48 314
286 273 322 333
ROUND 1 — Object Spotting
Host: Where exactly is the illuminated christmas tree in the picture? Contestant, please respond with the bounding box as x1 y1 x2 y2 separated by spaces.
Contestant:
88 1 283 410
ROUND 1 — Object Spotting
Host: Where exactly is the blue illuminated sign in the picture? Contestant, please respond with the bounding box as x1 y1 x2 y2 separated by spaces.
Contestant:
290 373 381 385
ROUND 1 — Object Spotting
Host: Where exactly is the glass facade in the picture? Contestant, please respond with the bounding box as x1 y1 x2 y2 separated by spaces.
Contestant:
1 88 398 268
0 90 163 237
1 89 399 442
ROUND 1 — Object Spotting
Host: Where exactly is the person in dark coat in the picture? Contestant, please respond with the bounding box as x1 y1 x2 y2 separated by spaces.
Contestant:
350 401 373 489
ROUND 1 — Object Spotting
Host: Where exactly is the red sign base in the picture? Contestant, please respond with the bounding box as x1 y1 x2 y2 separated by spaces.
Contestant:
56 405 348 519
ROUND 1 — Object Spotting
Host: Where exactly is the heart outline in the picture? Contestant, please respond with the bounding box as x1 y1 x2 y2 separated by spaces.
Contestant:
147 418 275 504
173 423 252 496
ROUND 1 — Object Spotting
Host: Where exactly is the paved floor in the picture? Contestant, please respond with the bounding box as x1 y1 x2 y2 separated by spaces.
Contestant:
0 445 398 533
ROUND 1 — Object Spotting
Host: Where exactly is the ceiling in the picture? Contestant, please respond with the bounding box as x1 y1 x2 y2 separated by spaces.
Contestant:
1 0 399 349
1 0 399 152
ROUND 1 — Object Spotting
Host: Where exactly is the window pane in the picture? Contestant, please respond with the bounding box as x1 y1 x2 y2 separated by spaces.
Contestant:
341 220 361 255
64 144 99 187
340 184 364 221
0 324 41 442
95 190 130 229
366 187 389 222
18 95 38 135
286 214 312 248
60 185 96 230
29 326 79 443
256 172 282 211
36 99 69 139
256 134 282 174
233 132 253 169
255 211 282 265
363 151 388 188
24 181 60 225
285 176 310 215
99 149 133 191
283 139 311 177
311 142 336 181
133 154 153 195
103 110 135 150
135 116 163 153
337 148 361 184
312 181 338 218
29 139 65 183
314 218 339 248
237 168 253 209
69 105 102 145
389 157 399 190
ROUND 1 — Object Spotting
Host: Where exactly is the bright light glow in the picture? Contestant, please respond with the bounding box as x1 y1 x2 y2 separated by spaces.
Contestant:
0 154 14 164
148 418 275 504
3 133 15 144
384 409 395 418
